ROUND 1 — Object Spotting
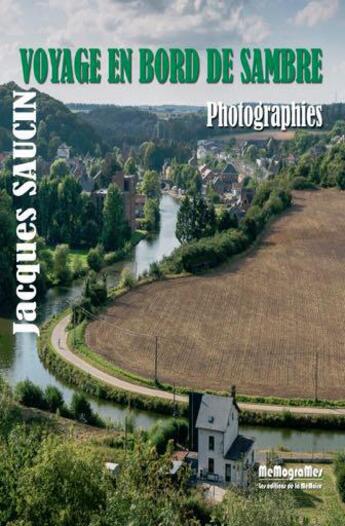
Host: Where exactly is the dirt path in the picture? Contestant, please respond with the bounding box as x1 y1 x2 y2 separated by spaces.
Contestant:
51 315 345 416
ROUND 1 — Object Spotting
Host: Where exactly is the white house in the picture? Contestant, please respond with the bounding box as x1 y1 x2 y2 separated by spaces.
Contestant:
56 143 71 160
195 392 255 486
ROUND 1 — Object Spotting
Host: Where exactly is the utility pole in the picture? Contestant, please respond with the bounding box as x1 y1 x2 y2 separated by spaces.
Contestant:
314 349 319 402
154 336 158 384
72 306 76 347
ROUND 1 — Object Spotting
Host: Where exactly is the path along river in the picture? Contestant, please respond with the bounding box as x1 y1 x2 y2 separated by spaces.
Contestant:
1 194 344 451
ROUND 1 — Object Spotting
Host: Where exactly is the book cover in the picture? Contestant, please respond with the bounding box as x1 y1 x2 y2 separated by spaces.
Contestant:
0 1 345 524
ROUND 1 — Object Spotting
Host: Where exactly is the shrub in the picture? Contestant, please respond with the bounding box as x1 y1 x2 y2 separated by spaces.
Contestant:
44 385 64 413
119 268 136 289
70 392 93 423
291 176 317 190
14 380 46 410
87 247 104 272
149 418 188 454
149 261 163 279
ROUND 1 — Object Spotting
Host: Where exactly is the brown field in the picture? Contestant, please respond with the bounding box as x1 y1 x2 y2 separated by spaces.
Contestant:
86 190 345 400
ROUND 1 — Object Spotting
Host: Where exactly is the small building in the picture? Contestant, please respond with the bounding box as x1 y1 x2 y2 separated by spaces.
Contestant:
105 462 120 477
189 389 255 487
56 143 71 160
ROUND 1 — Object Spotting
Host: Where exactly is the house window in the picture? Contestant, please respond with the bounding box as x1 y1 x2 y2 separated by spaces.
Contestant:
208 458 214 474
209 436 215 451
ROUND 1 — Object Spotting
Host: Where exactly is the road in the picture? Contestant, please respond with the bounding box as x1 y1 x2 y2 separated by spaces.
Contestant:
51 315 345 416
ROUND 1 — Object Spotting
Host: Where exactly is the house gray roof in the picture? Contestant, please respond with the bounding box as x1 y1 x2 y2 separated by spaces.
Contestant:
195 394 233 432
225 435 255 461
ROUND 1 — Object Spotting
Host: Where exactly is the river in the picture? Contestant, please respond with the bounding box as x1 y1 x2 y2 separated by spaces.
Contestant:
1 194 345 451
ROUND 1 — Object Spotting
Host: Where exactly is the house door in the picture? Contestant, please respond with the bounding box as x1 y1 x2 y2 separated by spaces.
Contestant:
208 458 214 474
225 464 231 482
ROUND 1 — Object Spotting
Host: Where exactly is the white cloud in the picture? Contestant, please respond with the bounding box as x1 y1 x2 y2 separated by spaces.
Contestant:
294 0 339 27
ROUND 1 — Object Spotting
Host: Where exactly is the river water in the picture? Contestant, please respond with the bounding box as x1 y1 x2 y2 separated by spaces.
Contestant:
1 194 344 451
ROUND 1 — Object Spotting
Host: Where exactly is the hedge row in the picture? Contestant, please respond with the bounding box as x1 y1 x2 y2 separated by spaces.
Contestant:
38 329 187 418
240 410 345 431
162 183 292 274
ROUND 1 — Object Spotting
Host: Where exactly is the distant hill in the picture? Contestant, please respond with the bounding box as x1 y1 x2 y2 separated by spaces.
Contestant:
0 82 104 158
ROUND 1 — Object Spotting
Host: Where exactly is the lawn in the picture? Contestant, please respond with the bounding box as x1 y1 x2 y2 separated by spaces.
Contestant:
290 463 345 523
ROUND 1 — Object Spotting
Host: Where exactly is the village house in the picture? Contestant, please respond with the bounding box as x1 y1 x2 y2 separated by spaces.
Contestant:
189 389 255 487
56 143 71 160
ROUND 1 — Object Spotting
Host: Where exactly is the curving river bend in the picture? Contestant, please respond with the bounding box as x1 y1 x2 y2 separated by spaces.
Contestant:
1 194 345 451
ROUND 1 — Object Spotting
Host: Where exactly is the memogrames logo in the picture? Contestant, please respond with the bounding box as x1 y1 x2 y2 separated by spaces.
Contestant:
259 464 323 481
258 464 323 491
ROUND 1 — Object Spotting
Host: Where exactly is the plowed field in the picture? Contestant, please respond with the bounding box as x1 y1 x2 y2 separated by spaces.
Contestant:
86 190 345 399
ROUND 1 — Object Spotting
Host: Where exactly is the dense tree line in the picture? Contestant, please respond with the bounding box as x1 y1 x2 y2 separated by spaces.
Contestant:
0 82 103 158
164 179 291 274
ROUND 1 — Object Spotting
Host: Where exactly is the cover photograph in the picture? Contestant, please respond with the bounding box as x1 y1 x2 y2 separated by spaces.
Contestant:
0 0 345 524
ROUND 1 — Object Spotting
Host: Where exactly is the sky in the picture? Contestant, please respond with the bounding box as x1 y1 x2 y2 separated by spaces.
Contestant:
0 0 344 105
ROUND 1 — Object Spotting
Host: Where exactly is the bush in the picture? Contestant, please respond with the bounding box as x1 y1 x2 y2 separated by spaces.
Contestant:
87 247 104 272
119 268 136 289
291 176 317 190
14 380 46 410
149 418 188 454
44 385 64 413
149 261 163 279
70 392 93 423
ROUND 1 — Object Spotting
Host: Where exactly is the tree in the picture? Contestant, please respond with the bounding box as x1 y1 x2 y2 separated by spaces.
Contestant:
102 183 125 251
144 198 160 231
44 385 64 413
176 196 195 243
16 438 107 526
142 170 161 198
87 246 104 272
124 156 137 174
218 208 238 231
336 169 345 190
70 393 94 424
0 190 16 307
53 244 71 284
49 159 70 179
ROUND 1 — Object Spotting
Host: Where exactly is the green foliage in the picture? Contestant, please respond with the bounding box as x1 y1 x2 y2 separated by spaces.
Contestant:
49 159 70 178
291 176 317 190
0 82 103 160
14 380 47 410
335 453 345 502
214 490 301 526
53 244 72 285
176 195 216 244
218 208 238 231
16 437 107 526
124 156 137 174
142 169 161 198
119 268 136 289
169 162 202 194
87 246 104 272
149 261 164 279
167 178 291 273
149 418 188 454
102 183 127 251
0 190 16 308
44 385 64 413
144 197 160 231
83 272 108 307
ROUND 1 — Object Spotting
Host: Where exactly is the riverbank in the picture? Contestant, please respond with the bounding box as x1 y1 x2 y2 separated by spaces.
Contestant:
44 310 345 431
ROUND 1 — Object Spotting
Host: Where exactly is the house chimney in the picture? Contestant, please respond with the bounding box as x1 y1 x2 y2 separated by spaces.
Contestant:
231 385 236 400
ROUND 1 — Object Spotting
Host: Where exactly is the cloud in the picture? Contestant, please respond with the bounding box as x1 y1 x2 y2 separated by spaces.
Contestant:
41 0 270 47
294 0 339 27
